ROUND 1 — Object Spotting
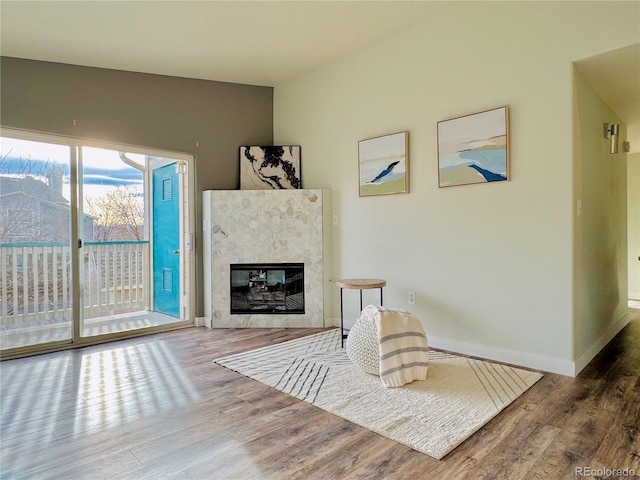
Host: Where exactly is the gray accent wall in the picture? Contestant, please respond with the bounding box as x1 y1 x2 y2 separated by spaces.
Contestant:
1 56 274 316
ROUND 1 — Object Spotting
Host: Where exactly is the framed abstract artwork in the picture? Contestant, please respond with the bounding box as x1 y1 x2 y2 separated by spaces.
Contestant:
437 106 510 188
358 131 409 196
240 145 301 189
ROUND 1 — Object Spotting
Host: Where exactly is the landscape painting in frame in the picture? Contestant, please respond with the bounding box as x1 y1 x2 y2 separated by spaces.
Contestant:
437 106 509 187
358 131 409 196
240 145 301 190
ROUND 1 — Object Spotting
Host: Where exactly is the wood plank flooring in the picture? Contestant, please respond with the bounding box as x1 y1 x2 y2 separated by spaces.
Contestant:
1 311 639 480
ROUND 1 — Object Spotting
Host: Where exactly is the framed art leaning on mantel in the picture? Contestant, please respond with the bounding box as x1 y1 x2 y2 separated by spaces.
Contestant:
240 145 301 190
437 106 510 188
358 131 409 197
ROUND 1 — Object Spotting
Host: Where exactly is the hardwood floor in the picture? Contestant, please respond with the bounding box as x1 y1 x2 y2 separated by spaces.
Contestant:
1 310 639 479
1 310 179 351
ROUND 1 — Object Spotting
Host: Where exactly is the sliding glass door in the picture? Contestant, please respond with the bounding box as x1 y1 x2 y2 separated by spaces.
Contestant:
1 130 195 357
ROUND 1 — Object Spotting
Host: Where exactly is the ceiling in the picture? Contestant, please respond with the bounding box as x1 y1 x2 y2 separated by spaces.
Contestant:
0 1 434 87
1 1 638 151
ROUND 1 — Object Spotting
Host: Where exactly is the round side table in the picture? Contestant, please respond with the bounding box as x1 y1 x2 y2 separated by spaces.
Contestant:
336 278 386 347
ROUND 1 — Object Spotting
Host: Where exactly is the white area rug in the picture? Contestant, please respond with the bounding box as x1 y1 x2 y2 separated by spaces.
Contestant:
213 329 543 459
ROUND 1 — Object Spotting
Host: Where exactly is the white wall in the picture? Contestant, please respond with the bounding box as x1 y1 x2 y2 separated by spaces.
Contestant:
274 1 639 375
629 153 640 300
573 70 629 372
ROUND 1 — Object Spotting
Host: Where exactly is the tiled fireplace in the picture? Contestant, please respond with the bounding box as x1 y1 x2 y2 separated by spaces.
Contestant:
203 189 332 328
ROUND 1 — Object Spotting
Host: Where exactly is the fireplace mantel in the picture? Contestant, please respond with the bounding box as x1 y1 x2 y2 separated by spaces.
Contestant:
203 189 332 328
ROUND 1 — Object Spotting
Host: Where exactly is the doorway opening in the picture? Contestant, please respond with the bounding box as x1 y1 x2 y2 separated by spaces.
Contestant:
0 130 195 357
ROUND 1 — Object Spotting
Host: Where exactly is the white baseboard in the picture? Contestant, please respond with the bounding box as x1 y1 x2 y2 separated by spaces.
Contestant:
329 313 634 377
337 317 575 375
573 312 630 376
426 311 631 377
196 316 212 328
629 292 640 301
204 307 630 376
428 335 576 377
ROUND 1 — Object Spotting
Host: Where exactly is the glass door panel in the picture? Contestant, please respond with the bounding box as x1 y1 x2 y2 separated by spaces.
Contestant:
80 146 146 336
0 136 73 349
79 147 181 337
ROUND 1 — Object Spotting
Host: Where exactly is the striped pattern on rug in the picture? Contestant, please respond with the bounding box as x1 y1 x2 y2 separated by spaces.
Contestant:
214 329 543 459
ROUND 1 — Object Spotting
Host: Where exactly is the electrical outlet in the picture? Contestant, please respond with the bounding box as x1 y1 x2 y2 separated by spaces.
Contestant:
408 291 416 304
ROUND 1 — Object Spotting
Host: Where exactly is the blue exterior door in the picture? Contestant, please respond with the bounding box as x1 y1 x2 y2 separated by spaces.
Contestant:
152 163 180 317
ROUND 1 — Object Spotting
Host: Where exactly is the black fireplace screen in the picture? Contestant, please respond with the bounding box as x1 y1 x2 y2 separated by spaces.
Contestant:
230 263 304 314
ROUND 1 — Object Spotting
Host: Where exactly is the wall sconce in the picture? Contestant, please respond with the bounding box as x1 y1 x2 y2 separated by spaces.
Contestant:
603 123 620 154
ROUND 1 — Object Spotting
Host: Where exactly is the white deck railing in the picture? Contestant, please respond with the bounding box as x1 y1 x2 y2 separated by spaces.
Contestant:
0 241 149 326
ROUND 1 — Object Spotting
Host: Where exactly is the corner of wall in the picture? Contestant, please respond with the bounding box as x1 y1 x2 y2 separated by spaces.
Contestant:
572 66 629 367
573 311 630 375
195 317 211 328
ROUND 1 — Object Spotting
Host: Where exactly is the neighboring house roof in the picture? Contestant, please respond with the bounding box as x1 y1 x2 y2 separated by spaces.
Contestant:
0 190 69 212
0 169 67 205
0 175 98 221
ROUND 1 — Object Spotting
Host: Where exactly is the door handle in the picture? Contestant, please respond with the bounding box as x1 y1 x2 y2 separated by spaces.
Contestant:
174 250 180 255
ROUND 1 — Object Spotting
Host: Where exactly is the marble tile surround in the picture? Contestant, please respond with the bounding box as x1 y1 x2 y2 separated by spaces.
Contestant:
203 189 329 328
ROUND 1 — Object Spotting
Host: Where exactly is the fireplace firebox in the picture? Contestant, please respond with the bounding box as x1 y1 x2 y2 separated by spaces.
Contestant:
230 263 304 314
